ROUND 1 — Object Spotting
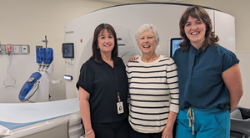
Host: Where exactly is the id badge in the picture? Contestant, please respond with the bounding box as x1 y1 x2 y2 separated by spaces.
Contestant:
117 101 124 114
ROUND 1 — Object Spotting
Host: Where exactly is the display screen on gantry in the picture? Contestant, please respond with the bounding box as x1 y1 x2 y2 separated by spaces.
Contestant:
170 38 183 58
62 43 74 58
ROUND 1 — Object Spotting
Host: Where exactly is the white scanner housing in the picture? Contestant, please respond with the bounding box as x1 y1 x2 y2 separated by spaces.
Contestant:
64 3 235 99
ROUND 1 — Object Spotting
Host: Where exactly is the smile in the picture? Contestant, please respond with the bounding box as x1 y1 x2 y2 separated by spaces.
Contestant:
143 45 150 48
191 32 199 35
104 44 112 47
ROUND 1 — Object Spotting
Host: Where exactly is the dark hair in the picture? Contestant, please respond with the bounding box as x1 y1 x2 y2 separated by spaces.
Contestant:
179 5 219 52
90 23 119 64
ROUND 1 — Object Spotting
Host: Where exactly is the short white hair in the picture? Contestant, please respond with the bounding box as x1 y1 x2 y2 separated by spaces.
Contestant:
135 24 159 44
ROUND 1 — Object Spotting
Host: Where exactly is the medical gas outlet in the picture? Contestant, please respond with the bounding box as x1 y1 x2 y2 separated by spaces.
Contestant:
22 45 28 54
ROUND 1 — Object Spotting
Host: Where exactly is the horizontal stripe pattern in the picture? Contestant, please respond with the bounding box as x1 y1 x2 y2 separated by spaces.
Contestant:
126 55 179 133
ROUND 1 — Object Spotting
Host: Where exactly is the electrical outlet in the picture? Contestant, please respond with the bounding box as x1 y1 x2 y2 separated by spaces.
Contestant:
22 46 28 54
13 46 20 54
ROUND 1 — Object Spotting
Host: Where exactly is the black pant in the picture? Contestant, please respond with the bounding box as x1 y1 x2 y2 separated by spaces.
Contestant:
92 119 130 138
129 126 162 138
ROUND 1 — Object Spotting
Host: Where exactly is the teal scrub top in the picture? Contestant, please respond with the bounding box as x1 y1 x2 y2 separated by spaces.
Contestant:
173 45 239 110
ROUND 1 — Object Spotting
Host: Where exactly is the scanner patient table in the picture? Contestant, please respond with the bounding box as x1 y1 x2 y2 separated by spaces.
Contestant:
0 98 83 138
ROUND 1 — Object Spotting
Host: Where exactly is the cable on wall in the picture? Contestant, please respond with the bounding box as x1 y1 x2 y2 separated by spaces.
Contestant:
3 50 16 87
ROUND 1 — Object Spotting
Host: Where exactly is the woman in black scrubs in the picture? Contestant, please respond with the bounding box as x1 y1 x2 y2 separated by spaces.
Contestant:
76 23 129 138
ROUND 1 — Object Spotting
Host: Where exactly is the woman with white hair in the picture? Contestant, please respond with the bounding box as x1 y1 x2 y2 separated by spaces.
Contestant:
126 24 179 138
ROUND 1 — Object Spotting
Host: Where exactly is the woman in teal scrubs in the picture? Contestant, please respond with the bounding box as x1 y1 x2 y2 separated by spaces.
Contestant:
173 5 243 138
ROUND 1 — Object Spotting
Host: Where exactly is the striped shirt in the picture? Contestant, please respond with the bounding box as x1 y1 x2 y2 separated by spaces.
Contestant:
126 55 179 133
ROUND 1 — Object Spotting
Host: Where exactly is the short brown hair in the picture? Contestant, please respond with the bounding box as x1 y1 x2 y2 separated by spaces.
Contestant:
90 23 119 64
179 5 219 52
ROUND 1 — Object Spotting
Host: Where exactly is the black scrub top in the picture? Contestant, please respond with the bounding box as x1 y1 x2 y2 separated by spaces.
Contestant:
76 57 128 123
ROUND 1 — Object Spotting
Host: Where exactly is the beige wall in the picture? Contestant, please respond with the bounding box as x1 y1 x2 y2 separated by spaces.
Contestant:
0 0 117 54
1 0 249 52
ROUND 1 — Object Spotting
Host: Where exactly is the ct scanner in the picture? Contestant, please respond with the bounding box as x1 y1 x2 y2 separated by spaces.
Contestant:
64 3 235 100
0 3 236 138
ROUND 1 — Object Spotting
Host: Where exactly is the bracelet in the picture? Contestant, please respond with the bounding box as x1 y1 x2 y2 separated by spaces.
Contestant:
85 130 92 136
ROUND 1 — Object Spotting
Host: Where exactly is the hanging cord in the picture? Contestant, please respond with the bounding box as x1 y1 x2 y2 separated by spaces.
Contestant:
3 53 16 87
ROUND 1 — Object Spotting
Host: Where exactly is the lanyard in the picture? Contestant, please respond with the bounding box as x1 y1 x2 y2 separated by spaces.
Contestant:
104 62 121 102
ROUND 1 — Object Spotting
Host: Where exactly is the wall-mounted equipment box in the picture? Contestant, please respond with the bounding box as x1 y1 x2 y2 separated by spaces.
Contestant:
0 44 30 55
